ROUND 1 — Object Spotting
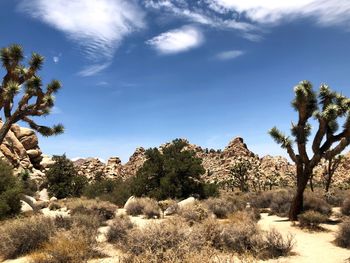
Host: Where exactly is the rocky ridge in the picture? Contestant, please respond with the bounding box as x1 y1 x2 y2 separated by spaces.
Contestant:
73 137 298 184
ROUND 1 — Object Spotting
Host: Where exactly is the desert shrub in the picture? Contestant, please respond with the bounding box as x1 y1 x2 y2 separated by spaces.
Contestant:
48 202 61 210
324 190 349 206
341 197 350 216
0 216 55 260
260 228 294 259
30 229 100 263
125 198 147 216
219 218 262 254
179 203 209 224
20 170 37 196
0 160 22 220
335 219 350 248
205 196 246 219
269 190 293 216
298 210 328 229
304 194 332 216
54 215 73 229
46 155 88 199
125 218 188 257
143 199 161 219
251 191 275 208
63 198 117 223
125 197 159 218
107 215 134 244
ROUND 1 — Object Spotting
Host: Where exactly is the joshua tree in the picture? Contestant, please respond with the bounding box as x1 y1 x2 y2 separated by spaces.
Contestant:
226 156 260 192
269 81 350 220
0 44 63 145
322 155 343 193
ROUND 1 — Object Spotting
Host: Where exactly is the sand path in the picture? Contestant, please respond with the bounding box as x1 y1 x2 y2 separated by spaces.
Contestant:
258 213 350 263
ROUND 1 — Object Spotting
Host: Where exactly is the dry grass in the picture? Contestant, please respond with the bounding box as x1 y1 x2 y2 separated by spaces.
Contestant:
0 216 55 260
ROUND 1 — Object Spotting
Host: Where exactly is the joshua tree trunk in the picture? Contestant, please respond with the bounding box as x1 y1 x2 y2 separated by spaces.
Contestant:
289 166 311 220
0 117 15 145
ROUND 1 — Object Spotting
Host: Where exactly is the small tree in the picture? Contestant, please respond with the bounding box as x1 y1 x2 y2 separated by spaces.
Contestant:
0 44 63 145
224 156 261 192
322 155 343 192
131 139 213 200
0 160 22 219
269 81 350 220
46 155 87 199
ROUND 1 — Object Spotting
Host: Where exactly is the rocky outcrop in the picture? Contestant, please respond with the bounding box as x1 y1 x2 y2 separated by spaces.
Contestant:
74 137 257 182
0 122 43 171
72 136 350 188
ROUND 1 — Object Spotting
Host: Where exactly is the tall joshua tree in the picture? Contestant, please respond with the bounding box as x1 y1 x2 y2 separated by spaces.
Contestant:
0 44 63 144
269 81 350 220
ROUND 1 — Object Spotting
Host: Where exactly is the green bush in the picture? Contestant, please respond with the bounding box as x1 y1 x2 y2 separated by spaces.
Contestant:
0 160 22 220
83 178 132 206
46 155 87 199
298 210 328 229
130 139 216 200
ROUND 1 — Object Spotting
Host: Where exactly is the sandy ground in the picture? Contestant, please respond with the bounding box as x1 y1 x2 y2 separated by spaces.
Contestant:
258 213 350 263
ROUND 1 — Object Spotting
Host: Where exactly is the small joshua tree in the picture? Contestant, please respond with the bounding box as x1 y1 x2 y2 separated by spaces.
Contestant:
322 155 343 193
0 44 63 145
269 81 350 220
226 156 260 192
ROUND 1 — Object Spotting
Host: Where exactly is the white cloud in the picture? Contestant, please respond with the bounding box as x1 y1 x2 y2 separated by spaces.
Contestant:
147 26 204 54
145 1 350 40
204 0 350 25
216 50 245 60
18 0 145 74
53 56 59 64
78 63 111 77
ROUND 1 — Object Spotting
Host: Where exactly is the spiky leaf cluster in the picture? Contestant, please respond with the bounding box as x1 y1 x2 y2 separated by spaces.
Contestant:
0 44 64 138
269 80 350 167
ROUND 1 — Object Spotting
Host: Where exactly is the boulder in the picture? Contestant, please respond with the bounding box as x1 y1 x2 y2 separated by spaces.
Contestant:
21 200 34 214
39 188 49 201
177 197 196 209
124 196 135 209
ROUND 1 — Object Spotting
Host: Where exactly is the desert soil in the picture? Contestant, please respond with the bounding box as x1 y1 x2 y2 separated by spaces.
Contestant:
258 212 350 263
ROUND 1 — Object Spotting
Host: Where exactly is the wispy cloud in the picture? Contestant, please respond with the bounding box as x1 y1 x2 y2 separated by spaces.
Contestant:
147 26 204 54
78 62 111 77
144 1 350 40
18 0 145 75
216 50 245 60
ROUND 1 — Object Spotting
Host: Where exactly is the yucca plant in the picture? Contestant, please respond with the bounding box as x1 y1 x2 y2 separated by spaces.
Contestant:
0 44 63 145
269 81 350 220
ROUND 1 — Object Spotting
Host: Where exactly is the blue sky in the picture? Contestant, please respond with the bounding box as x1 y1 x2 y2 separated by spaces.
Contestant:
1 0 350 162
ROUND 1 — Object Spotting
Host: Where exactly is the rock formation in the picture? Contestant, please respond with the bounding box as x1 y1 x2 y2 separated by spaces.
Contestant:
71 136 350 188
0 122 44 174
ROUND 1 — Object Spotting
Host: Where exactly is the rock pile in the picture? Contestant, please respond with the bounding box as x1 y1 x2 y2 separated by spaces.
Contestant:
0 122 43 172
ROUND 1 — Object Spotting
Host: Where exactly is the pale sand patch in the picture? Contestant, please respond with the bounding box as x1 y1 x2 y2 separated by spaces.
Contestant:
258 213 350 263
